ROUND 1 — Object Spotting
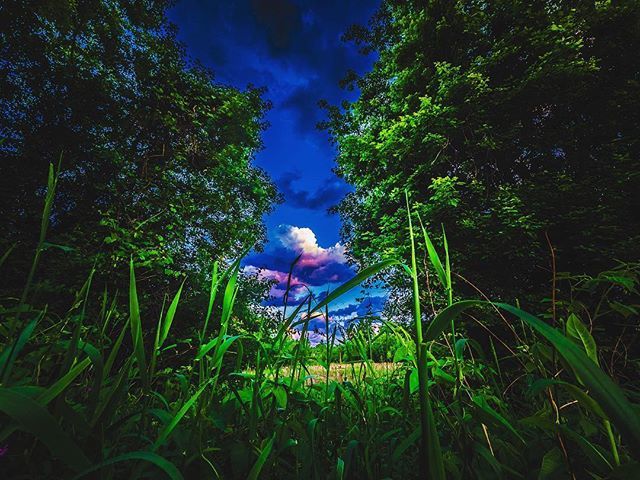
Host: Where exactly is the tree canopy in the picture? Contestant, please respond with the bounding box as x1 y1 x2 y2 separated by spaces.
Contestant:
324 0 640 302
0 0 278 297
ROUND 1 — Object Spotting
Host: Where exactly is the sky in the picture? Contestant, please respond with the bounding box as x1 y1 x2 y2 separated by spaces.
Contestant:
168 0 384 335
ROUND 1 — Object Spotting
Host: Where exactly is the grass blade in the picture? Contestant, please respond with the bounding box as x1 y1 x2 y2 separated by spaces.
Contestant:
424 299 640 455
247 433 276 480
0 388 90 471
70 451 183 480
152 380 211 450
310 258 406 315
129 259 149 389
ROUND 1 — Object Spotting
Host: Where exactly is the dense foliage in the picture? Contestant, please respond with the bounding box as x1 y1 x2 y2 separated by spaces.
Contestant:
323 0 640 301
0 0 278 300
1 1 639 479
1 174 638 478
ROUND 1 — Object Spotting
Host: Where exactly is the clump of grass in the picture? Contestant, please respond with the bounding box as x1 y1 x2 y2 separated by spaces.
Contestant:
1 164 639 479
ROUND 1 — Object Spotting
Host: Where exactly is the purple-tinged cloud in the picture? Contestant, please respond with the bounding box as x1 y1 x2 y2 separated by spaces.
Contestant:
243 225 354 305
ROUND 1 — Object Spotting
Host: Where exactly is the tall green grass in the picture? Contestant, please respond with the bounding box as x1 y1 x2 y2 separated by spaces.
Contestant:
1 164 639 478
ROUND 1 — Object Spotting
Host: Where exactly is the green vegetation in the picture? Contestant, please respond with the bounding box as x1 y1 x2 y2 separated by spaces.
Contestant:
322 0 640 302
1 166 638 478
2 1 640 479
0 0 278 300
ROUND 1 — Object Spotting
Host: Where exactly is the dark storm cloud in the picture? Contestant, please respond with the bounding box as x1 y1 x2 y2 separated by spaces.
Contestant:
250 0 302 53
169 0 378 133
331 295 386 318
278 171 351 210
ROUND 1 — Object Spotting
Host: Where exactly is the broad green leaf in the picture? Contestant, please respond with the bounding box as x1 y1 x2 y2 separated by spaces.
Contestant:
566 313 598 365
538 447 564 479
423 300 479 343
422 300 640 455
273 385 287 409
495 302 640 454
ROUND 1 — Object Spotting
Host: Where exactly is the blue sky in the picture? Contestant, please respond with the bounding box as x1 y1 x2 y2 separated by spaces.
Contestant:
168 0 384 328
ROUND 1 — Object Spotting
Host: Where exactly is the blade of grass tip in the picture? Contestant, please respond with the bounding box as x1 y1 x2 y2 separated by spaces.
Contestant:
129 258 149 389
336 457 345 480
70 451 183 480
152 380 211 451
91 357 132 427
19 162 59 311
275 294 310 343
282 253 303 321
196 270 239 361
104 318 130 378
416 213 446 290
310 258 406 315
0 313 42 384
406 190 445 480
0 388 90 472
202 261 219 339
247 433 276 480
0 243 16 270
60 268 95 375
151 294 168 379
160 278 186 348
442 224 453 306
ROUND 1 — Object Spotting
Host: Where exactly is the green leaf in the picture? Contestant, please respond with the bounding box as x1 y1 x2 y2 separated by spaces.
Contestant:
129 259 148 389
38 357 92 406
159 279 185 348
70 451 183 480
0 315 39 384
273 386 287 409
529 378 607 420
423 300 479 343
538 447 564 479
392 426 420 461
336 457 345 480
152 380 211 450
247 433 276 480
420 223 446 289
566 314 598 365
0 388 90 472
0 358 92 443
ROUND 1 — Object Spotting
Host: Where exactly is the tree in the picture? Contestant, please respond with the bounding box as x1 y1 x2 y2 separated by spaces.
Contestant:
0 0 279 300
324 0 640 303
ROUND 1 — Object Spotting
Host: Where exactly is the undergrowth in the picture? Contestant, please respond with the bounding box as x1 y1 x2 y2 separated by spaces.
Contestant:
1 165 639 479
